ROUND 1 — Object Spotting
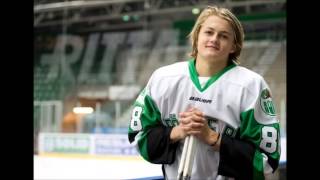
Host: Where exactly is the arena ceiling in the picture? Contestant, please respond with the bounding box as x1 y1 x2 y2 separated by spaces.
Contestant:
34 0 286 33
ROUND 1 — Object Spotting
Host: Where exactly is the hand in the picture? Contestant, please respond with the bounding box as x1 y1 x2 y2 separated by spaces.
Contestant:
189 112 219 147
179 107 206 136
170 107 206 142
170 107 220 149
179 107 220 148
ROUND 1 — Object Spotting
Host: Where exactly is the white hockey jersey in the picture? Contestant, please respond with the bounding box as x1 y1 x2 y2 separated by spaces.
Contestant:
129 59 280 180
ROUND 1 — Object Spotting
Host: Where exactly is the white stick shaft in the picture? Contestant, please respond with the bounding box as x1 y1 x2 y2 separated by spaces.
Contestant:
177 136 190 180
183 135 198 179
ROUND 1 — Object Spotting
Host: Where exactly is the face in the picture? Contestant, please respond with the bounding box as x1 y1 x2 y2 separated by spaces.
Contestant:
197 15 235 62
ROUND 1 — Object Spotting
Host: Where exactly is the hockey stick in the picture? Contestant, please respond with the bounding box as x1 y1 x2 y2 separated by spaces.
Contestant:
177 135 198 180
177 136 190 180
183 135 198 180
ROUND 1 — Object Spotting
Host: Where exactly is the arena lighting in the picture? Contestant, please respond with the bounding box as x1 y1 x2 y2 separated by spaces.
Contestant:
192 8 200 15
73 107 94 114
122 15 130 21
133 14 139 21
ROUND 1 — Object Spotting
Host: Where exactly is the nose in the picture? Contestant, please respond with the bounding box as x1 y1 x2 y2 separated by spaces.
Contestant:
210 33 219 43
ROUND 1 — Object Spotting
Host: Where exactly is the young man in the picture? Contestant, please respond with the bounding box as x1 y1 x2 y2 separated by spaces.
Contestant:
128 6 280 180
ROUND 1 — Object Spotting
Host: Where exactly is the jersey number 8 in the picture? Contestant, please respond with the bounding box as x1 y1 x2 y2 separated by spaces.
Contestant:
260 126 277 153
130 106 143 131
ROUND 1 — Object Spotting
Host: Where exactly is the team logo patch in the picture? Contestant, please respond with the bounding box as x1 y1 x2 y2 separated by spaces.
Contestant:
205 116 220 132
260 89 276 116
163 114 178 127
222 125 237 137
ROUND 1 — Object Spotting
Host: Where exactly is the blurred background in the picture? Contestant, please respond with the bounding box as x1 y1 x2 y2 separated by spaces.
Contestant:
34 0 286 179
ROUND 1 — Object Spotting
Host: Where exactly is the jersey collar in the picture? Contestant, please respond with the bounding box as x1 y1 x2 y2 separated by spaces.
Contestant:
188 58 237 92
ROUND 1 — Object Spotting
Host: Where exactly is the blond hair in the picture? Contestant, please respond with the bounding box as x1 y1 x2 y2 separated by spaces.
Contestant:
188 6 244 64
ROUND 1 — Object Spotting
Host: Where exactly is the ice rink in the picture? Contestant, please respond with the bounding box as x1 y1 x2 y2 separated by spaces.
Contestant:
34 155 163 180
34 133 164 179
34 137 286 180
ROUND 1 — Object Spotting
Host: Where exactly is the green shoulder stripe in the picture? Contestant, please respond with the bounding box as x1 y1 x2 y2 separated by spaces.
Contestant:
240 109 281 179
136 94 161 161
253 150 264 180
240 109 280 159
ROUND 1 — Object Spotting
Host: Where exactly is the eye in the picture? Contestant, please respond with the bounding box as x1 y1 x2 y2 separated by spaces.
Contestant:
205 31 213 35
220 34 228 39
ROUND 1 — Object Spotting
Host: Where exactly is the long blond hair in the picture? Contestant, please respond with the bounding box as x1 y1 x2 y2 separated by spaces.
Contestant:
188 6 244 64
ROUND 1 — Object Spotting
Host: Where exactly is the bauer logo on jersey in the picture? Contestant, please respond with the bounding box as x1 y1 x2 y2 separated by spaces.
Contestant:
260 88 276 116
189 96 212 104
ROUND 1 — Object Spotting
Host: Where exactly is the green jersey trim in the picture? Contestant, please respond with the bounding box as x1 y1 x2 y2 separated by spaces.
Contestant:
253 150 264 180
135 94 162 160
138 132 150 161
240 109 280 160
188 58 236 92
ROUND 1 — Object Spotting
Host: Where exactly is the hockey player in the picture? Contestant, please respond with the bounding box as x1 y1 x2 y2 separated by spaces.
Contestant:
128 6 280 180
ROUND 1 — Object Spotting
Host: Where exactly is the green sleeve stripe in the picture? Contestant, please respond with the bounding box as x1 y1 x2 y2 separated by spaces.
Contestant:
138 131 150 161
140 95 161 129
253 150 264 180
136 94 161 161
240 109 280 160
240 109 261 144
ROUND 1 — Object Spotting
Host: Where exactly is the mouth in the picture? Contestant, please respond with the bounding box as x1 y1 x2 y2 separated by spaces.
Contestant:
205 45 219 50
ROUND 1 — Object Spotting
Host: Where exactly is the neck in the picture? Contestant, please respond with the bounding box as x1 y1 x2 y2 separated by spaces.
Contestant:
195 56 228 77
